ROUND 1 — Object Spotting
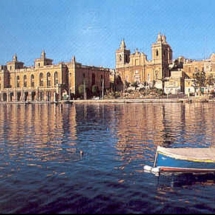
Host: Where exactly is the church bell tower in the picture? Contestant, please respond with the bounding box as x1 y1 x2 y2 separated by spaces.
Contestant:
151 33 173 78
115 39 130 68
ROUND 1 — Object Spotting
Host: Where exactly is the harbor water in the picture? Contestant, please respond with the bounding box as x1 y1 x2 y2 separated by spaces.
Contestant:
1 102 215 214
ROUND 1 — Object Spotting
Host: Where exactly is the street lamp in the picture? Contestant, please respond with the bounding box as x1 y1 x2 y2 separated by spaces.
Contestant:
84 79 86 100
102 78 104 99
69 73 71 100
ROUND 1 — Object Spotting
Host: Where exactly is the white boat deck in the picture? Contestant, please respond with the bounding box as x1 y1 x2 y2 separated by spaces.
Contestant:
157 146 215 162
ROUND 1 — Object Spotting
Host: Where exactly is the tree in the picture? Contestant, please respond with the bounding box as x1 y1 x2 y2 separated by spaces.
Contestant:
206 74 215 86
124 80 130 89
92 85 99 96
78 84 85 98
115 75 123 91
192 70 206 96
131 81 139 90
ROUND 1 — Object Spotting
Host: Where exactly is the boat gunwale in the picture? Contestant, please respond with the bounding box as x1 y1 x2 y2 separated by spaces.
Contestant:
158 166 215 173
156 146 215 163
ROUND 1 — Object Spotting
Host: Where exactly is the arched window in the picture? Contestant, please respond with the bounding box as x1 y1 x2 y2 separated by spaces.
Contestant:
24 75 27 87
17 76 20 87
31 74 34 87
155 71 158 80
156 50 159 56
82 73 86 84
101 75 103 87
47 72 51 87
39 73 43 87
54 72 58 86
92 73 95 85
119 55 122 61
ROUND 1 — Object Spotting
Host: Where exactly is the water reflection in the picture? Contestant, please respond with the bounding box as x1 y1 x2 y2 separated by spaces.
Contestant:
1 102 215 165
1 102 215 213
157 173 215 188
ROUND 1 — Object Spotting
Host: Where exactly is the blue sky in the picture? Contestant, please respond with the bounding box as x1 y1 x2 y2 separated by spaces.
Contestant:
1 0 215 68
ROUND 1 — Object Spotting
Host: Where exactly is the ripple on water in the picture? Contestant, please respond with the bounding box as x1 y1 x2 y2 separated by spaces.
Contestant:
1 103 215 213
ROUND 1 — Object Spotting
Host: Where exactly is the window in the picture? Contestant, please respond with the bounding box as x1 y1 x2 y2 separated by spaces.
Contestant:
119 55 122 61
39 73 43 86
156 50 159 56
17 76 20 87
54 72 58 86
135 59 139 65
101 75 103 87
155 71 158 80
92 73 95 85
47 72 51 87
24 75 27 87
31 75 34 87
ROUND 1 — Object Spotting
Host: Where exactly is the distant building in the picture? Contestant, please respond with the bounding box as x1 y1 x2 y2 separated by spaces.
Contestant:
115 33 173 89
178 54 215 95
66 56 110 99
2 33 215 103
0 51 110 102
115 33 215 96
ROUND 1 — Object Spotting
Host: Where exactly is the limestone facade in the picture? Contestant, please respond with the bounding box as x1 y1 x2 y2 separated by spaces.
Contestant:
0 51 110 102
115 33 173 88
115 33 215 95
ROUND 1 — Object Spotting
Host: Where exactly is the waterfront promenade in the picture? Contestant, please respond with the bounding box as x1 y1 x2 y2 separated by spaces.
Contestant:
0 96 215 104
72 96 215 104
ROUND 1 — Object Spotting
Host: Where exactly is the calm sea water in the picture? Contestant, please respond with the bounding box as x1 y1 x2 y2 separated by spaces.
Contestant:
1 102 215 214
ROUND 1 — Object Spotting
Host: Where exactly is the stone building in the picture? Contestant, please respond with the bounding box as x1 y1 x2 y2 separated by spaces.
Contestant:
0 51 110 102
66 56 110 99
114 32 215 96
178 54 215 95
115 33 173 89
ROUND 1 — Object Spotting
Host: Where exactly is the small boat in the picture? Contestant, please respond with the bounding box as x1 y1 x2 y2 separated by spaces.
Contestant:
144 146 215 176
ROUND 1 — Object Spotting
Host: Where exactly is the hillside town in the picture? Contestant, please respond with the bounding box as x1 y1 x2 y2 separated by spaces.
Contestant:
0 33 215 103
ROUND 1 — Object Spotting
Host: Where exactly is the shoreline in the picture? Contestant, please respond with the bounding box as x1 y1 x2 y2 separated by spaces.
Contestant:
72 97 215 104
1 97 215 104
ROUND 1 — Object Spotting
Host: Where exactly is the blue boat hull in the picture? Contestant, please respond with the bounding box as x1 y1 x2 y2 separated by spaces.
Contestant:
155 152 215 170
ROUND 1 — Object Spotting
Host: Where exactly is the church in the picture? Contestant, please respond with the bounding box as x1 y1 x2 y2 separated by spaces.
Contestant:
115 33 173 89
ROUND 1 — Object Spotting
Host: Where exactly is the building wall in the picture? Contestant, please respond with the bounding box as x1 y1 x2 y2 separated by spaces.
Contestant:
66 56 110 98
115 33 173 89
183 60 205 78
181 53 215 95
0 52 110 102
